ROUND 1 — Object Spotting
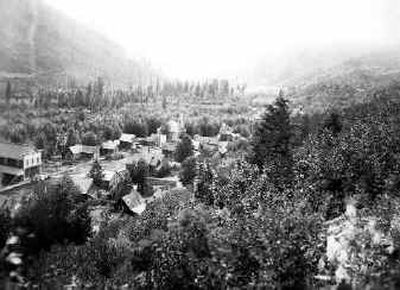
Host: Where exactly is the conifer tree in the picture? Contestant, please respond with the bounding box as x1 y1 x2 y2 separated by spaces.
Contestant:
88 160 104 186
5 80 11 103
175 134 194 163
322 110 342 136
249 93 293 186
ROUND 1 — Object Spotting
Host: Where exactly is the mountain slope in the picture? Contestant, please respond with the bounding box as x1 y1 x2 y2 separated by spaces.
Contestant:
0 0 155 86
283 49 400 112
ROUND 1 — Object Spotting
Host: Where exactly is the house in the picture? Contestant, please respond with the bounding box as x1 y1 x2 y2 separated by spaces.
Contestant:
101 140 120 156
120 187 147 215
119 133 136 149
0 143 42 185
67 144 99 160
150 131 167 147
166 118 185 142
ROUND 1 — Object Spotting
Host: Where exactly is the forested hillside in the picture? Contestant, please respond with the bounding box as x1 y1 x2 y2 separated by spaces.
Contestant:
0 0 155 86
285 49 400 112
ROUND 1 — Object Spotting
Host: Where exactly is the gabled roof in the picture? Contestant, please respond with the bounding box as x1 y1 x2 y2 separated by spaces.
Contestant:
69 144 82 155
122 190 146 215
0 143 39 160
69 174 93 195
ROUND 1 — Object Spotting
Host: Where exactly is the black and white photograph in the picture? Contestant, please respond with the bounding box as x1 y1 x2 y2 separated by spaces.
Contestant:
1 0 400 289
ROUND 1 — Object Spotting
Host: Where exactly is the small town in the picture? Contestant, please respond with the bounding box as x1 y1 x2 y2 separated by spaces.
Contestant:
2 0 400 289
0 115 246 216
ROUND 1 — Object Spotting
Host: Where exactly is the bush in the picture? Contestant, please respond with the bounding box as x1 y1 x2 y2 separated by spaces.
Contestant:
82 131 98 146
14 176 92 254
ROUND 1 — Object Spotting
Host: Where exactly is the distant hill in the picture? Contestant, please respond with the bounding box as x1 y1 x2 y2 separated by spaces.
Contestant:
277 49 400 113
0 0 156 87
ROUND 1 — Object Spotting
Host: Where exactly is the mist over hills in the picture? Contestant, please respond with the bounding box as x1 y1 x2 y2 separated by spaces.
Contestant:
246 44 400 112
284 48 400 112
0 0 156 87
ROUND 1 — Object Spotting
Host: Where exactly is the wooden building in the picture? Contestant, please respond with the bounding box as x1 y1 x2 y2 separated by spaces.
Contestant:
0 143 42 185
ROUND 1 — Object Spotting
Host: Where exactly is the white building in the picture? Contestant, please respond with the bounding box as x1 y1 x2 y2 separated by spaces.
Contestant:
0 143 42 184
166 117 185 142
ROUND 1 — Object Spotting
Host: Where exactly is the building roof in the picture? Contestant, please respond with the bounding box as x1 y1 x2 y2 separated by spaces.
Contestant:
70 174 93 195
194 135 219 145
69 144 82 155
120 133 136 143
69 144 98 155
0 143 39 160
102 140 119 150
122 189 146 215
103 170 116 182
102 168 128 182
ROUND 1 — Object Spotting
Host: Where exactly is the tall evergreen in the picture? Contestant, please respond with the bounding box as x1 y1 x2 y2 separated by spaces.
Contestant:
175 134 194 163
322 110 342 136
88 160 104 187
249 94 293 186
5 80 11 103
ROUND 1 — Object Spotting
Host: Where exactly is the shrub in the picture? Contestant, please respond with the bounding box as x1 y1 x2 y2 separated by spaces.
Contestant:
14 176 92 254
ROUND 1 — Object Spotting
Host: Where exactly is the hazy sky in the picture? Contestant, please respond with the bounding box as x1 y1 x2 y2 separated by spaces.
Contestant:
44 0 396 79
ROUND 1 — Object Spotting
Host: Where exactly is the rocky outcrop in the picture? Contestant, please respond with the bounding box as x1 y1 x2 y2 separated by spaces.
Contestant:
324 201 395 288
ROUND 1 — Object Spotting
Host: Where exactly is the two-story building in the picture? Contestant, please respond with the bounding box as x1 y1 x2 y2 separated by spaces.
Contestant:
0 143 42 185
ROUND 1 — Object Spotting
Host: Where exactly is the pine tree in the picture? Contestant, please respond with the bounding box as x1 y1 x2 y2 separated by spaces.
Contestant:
5 80 11 103
322 110 342 136
179 156 197 186
175 134 194 163
194 161 216 206
88 160 104 186
249 94 293 186
162 95 167 110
